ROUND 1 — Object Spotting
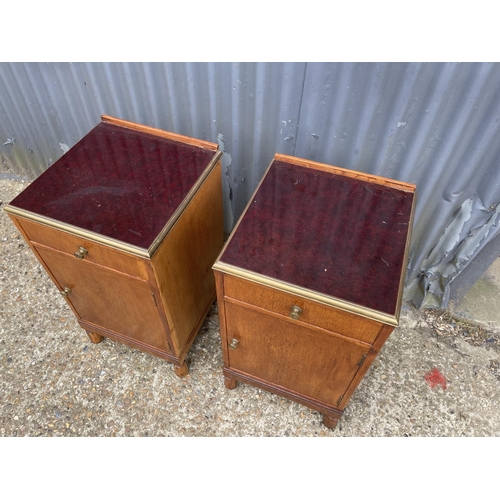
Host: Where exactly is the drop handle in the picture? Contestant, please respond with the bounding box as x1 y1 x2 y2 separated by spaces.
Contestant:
60 287 71 297
229 338 239 350
74 246 88 259
290 305 303 320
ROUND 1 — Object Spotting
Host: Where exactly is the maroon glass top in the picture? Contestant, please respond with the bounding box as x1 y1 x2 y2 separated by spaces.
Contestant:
10 122 217 249
220 160 415 316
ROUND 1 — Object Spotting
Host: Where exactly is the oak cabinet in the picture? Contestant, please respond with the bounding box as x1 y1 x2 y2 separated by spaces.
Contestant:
5 115 223 377
213 153 416 428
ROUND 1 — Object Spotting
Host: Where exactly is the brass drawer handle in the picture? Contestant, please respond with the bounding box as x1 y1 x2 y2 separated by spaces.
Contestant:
74 246 88 259
229 338 239 350
60 287 71 297
290 305 303 320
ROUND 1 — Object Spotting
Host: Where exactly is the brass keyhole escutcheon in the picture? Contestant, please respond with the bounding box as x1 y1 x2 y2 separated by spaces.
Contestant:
229 338 239 350
74 246 88 259
60 287 71 297
290 305 303 320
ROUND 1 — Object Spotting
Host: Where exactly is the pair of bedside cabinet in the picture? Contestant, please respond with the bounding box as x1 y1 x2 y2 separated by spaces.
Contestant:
5 116 416 429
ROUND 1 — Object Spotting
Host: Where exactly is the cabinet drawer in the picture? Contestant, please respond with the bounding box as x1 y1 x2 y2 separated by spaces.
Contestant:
223 274 382 344
17 217 149 280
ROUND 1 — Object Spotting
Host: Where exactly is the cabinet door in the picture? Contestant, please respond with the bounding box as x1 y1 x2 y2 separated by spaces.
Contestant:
35 245 170 352
225 302 369 406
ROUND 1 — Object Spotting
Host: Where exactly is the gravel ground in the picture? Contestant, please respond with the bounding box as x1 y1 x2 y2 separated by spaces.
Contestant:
1 177 500 437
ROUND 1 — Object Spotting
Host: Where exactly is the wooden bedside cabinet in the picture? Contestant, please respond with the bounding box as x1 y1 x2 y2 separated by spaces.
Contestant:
4 115 223 377
213 153 416 428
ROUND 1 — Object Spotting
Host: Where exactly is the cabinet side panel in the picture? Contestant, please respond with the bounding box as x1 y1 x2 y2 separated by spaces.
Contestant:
151 161 224 353
337 324 395 410
144 264 175 354
214 270 230 367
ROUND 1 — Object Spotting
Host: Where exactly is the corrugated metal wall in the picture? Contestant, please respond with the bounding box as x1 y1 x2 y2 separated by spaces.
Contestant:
1 62 499 309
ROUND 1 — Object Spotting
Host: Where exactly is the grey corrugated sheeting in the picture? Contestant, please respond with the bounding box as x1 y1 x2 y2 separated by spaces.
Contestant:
292 62 500 310
1 62 499 309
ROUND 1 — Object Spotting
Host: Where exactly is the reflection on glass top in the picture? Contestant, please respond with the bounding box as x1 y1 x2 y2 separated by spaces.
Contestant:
220 160 415 315
10 122 217 249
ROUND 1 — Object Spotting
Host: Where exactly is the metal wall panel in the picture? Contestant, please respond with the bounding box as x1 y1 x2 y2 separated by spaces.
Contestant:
0 62 307 230
294 62 500 308
1 62 499 308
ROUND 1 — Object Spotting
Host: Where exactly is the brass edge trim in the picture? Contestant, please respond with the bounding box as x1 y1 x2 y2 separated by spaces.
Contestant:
101 115 218 151
394 191 418 323
212 262 399 326
5 150 222 259
214 155 276 263
4 205 150 258
148 150 223 256
274 153 417 193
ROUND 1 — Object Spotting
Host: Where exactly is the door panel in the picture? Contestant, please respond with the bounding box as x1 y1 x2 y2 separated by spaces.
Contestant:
36 245 170 352
225 301 368 406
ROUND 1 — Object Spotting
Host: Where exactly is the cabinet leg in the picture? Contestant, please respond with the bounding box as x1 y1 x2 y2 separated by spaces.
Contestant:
224 376 237 390
174 362 189 378
322 414 339 430
86 330 104 344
